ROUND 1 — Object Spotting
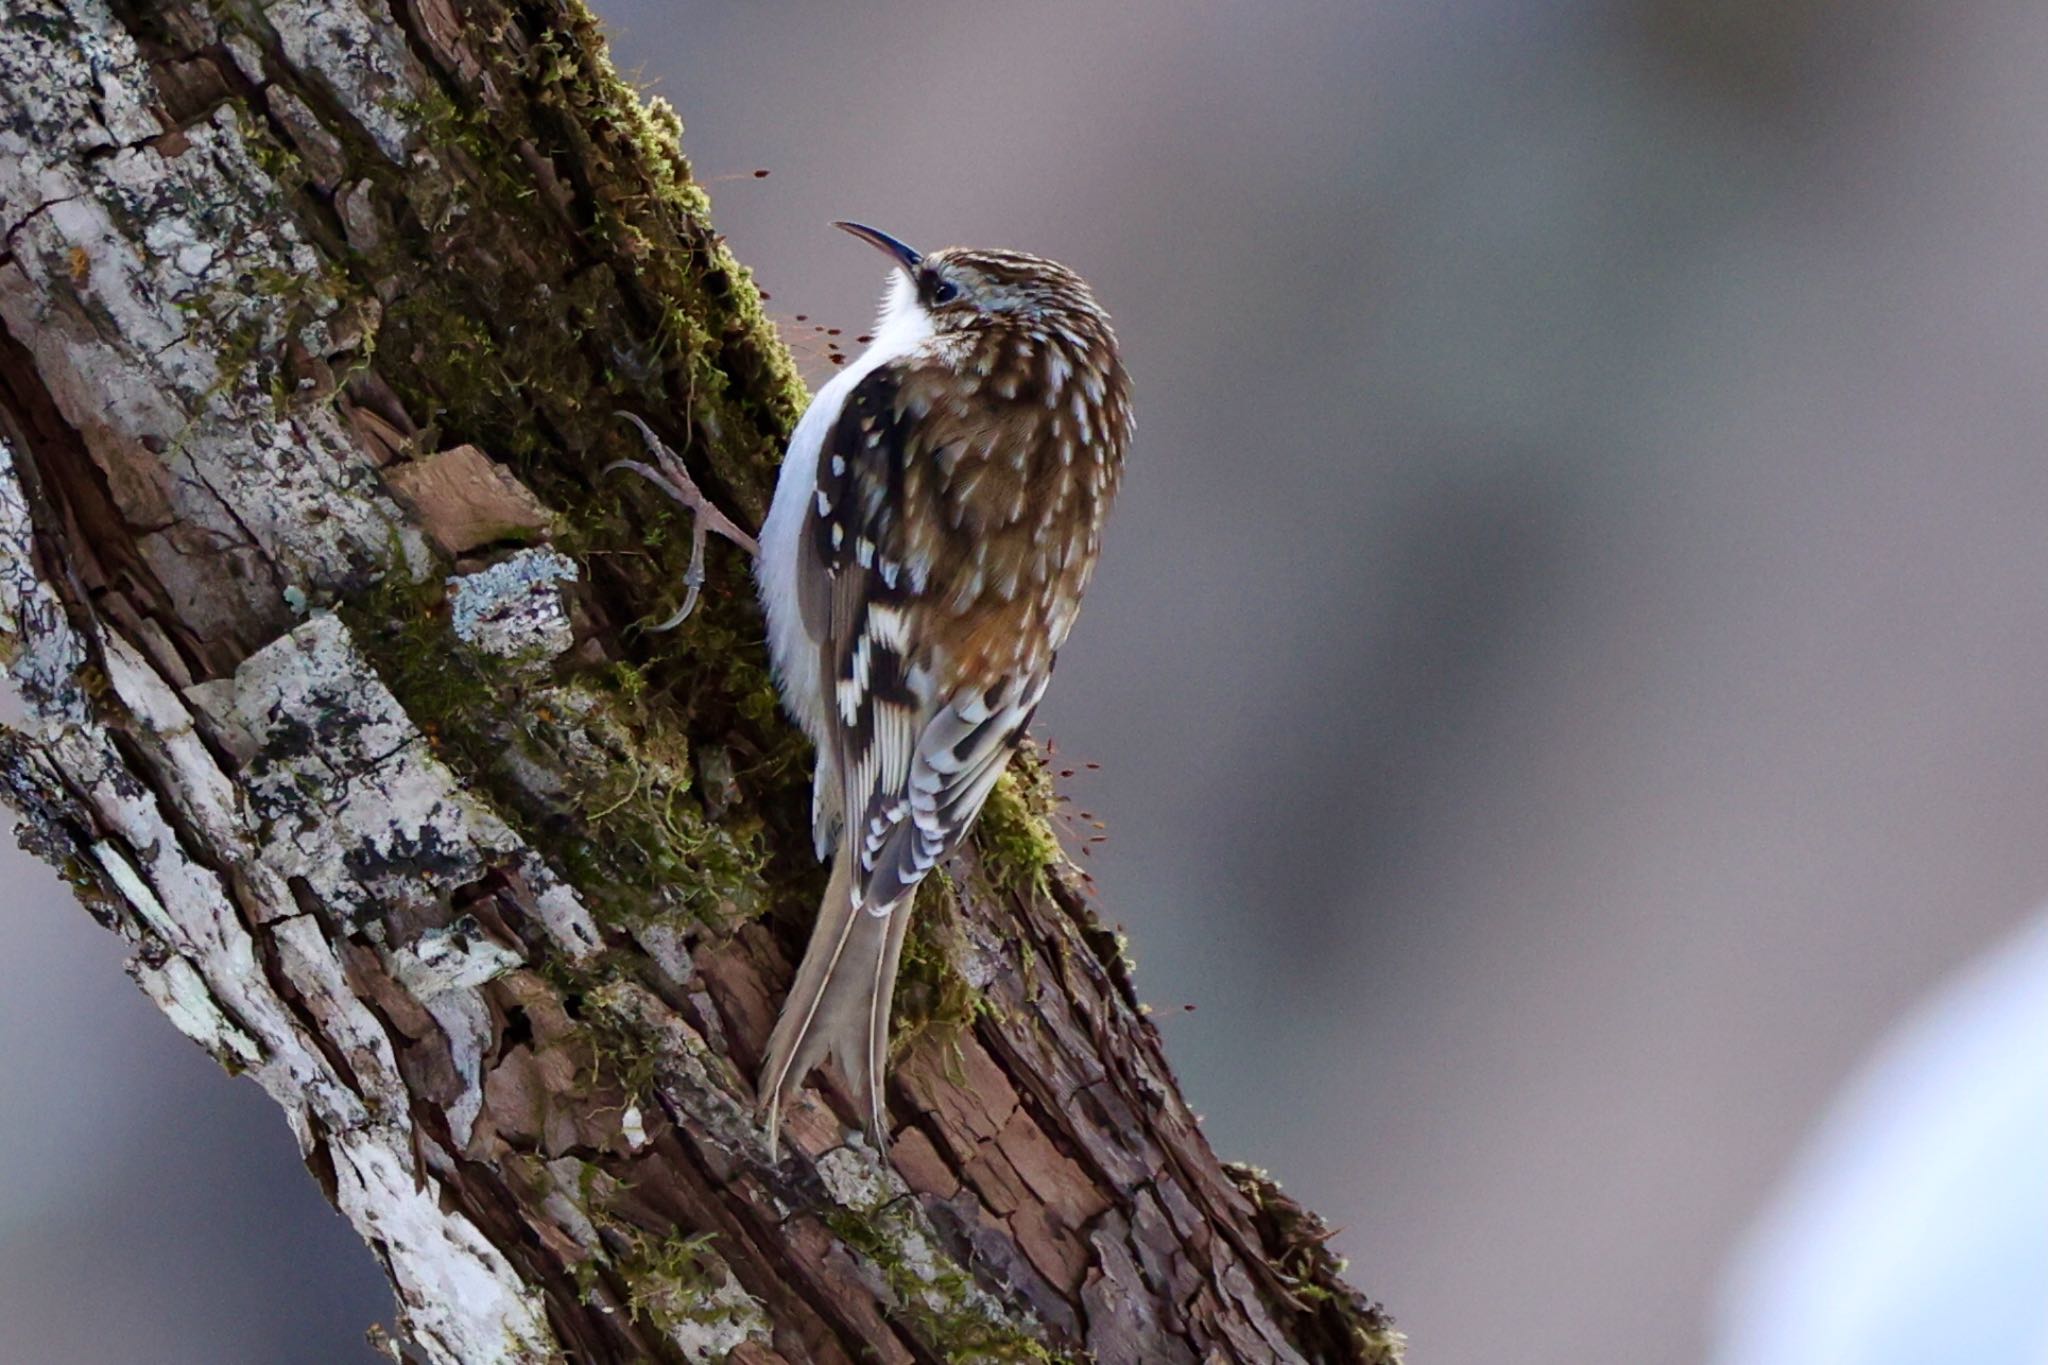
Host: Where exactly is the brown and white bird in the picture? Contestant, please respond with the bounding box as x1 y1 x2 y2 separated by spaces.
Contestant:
612 224 1129 1147
749 223 1132 1147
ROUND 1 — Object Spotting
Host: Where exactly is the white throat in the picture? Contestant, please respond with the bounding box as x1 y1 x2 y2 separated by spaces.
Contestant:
864 270 933 368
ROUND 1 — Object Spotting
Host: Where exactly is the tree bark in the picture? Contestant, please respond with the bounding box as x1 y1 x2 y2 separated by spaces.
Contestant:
0 1 1400 1361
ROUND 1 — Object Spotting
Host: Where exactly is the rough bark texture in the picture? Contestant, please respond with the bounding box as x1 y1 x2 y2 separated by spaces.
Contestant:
0 1 1401 1361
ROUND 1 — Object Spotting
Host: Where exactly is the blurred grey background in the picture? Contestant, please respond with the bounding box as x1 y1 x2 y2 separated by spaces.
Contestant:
6 1 2048 1361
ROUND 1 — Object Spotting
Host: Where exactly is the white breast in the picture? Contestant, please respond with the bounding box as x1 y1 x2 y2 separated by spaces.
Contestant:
755 273 932 749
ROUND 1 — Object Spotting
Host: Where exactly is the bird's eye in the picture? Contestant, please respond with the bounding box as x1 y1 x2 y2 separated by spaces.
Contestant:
928 276 960 305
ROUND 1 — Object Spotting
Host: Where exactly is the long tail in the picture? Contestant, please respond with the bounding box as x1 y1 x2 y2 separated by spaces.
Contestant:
756 849 913 1155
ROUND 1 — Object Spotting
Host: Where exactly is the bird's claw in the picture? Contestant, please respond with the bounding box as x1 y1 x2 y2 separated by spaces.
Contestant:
608 414 759 630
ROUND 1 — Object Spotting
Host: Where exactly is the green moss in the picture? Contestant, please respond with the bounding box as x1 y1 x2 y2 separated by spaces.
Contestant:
534 962 660 1101
237 104 311 197
889 872 988 1061
336 569 512 768
546 680 772 931
339 569 773 935
214 0 812 785
608 1227 755 1340
972 765 1064 900
822 1205 1072 1364
560 1165 766 1349
347 0 804 500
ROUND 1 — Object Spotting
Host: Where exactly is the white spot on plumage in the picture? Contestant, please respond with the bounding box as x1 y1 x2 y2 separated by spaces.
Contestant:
1046 350 1070 394
867 603 911 650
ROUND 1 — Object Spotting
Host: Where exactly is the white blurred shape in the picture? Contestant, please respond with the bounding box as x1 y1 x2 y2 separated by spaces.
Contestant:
1713 911 2048 1365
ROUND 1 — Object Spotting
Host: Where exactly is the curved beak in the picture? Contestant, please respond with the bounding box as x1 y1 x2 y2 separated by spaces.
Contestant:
833 221 922 274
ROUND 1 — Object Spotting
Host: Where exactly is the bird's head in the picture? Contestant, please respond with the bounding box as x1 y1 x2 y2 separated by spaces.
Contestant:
834 221 1108 344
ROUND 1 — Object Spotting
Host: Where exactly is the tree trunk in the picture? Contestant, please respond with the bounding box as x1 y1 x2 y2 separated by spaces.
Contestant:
0 1 1399 1360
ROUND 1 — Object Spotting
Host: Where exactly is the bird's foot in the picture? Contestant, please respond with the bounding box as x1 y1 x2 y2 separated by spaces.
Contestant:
607 413 760 630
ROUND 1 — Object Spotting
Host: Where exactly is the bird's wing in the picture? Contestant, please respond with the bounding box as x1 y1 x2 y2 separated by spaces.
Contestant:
810 361 1076 912
790 429 843 862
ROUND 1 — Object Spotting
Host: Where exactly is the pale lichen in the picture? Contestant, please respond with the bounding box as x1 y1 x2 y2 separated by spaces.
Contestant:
0 442 556 1363
449 549 581 661
191 611 601 957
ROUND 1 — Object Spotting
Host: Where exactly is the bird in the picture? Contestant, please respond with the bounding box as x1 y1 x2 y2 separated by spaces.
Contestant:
614 222 1132 1152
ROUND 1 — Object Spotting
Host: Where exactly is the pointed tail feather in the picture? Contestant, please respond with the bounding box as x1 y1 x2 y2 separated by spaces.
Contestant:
757 851 911 1154
860 902 913 1141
